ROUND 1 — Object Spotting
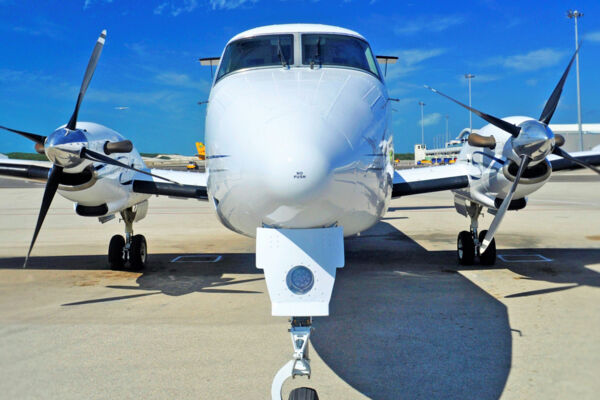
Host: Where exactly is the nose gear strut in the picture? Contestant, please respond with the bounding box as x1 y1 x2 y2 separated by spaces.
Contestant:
271 317 316 400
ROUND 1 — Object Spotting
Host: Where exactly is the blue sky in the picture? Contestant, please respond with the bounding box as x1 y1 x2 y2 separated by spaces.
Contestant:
1 0 599 154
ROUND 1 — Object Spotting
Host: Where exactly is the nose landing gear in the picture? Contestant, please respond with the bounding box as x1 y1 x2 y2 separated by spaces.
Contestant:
457 203 496 266
108 207 147 271
272 317 319 400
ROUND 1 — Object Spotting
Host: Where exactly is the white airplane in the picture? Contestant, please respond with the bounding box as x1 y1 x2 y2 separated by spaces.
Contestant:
1 24 599 400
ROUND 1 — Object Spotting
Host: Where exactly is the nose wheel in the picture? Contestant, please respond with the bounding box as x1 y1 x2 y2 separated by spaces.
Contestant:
272 317 319 400
457 204 497 266
108 207 147 271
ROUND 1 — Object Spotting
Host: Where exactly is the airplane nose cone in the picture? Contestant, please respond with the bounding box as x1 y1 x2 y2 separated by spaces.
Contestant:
263 142 331 202
257 110 338 202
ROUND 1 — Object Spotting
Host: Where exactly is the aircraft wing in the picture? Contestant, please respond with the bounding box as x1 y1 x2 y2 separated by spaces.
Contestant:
132 169 208 200
392 163 472 198
0 158 209 200
0 158 52 183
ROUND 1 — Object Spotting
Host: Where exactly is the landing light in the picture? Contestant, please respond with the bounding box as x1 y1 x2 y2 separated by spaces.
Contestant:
286 266 314 295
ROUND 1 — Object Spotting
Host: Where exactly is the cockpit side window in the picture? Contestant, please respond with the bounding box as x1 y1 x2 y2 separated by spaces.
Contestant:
216 34 294 80
301 34 380 78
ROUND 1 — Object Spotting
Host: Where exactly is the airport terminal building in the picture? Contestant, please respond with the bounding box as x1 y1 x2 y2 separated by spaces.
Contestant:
414 123 600 164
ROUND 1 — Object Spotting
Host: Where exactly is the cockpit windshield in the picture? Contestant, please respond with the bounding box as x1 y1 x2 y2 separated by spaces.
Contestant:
216 34 294 80
301 34 380 78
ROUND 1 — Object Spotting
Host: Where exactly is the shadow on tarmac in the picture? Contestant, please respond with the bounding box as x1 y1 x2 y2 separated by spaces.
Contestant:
0 252 263 304
1 221 599 400
310 221 600 400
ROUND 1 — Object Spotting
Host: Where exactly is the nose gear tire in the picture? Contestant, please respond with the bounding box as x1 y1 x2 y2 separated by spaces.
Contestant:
288 387 319 400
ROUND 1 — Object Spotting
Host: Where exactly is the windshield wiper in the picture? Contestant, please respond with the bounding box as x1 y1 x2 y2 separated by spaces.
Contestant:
277 39 287 68
311 37 321 70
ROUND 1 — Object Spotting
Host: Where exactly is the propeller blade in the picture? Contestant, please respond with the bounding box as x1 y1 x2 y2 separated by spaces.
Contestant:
1 125 46 144
480 155 530 253
425 85 522 137
24 166 63 267
79 148 180 184
539 46 580 125
66 30 107 131
553 146 600 175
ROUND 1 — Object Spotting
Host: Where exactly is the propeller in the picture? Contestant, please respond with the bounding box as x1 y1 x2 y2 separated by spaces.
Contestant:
427 45 599 254
539 47 579 124
23 166 63 267
15 30 107 267
479 155 529 253
6 30 183 267
424 85 521 138
552 146 600 175
79 147 180 184
67 30 106 130
0 125 45 145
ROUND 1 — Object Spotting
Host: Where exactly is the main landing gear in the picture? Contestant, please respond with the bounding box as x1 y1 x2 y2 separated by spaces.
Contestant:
457 203 496 266
272 317 319 400
108 207 147 271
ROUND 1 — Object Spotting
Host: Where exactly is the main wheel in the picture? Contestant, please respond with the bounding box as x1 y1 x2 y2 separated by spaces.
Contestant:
457 231 475 265
129 234 147 271
289 387 319 400
478 230 496 265
108 234 125 269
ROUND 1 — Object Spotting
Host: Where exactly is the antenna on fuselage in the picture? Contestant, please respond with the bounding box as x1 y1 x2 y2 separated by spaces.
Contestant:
376 55 398 77
199 57 220 79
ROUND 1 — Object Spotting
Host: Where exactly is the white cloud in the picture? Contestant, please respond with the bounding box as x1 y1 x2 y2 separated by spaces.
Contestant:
83 0 113 10
584 31 600 43
210 0 257 10
0 69 53 83
10 19 61 38
155 72 209 91
154 2 169 14
525 78 537 87
383 48 446 81
400 48 447 67
153 0 198 16
420 112 442 127
394 15 465 36
125 42 148 57
485 48 567 72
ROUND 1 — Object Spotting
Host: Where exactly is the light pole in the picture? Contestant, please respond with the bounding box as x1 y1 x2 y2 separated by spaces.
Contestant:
419 101 425 146
464 74 475 134
445 114 449 147
568 10 584 150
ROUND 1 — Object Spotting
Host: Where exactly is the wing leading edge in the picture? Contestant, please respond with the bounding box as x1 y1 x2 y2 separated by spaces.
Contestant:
0 159 52 183
131 169 208 200
392 163 471 198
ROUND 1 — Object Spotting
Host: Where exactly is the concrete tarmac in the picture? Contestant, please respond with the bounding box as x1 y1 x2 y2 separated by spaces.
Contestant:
0 170 598 399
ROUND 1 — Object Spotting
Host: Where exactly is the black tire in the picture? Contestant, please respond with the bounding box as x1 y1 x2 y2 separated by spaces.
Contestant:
288 387 319 400
478 230 496 266
129 234 147 271
108 235 125 269
457 231 475 265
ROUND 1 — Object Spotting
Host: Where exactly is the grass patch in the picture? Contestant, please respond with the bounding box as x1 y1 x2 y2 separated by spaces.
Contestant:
5 152 49 161
394 153 414 160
